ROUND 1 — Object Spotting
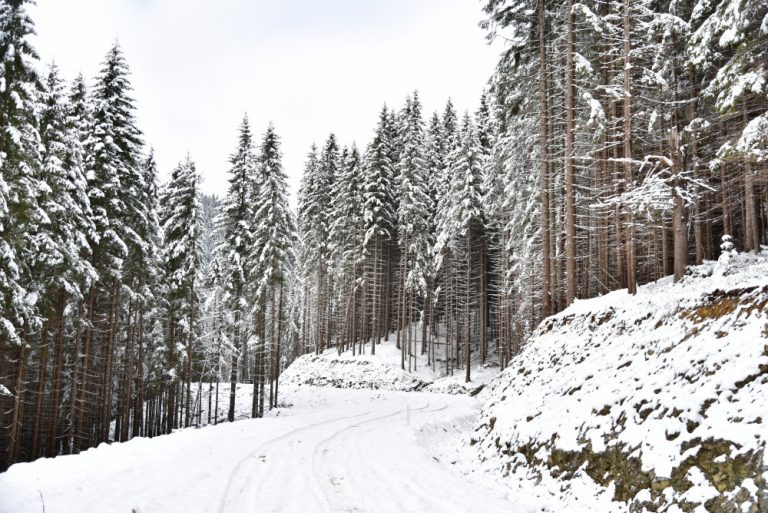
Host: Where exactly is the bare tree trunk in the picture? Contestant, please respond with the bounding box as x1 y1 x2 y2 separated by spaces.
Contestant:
564 0 577 305
133 300 145 437
622 0 637 295
671 128 688 282
67 298 83 453
539 0 553 317
274 283 284 408
47 288 67 457
7 343 28 466
258 293 267 418
252 304 261 419
465 233 472 383
479 238 487 365
228 287 240 422
743 102 761 252
101 284 120 442
76 287 96 452
185 279 195 428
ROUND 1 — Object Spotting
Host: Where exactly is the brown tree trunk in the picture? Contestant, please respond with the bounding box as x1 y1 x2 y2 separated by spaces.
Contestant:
743 102 761 252
539 0 552 317
31 322 50 459
101 284 120 442
622 0 637 294
47 288 67 457
185 279 195 429
228 287 240 423
465 233 472 383
671 128 688 282
7 343 28 466
274 283 284 408
67 297 84 453
564 0 577 306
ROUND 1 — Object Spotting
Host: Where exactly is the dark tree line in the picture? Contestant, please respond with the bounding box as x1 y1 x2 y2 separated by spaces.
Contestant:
0 0 297 470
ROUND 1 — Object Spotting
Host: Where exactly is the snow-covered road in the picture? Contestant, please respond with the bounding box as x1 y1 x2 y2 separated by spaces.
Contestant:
0 387 526 513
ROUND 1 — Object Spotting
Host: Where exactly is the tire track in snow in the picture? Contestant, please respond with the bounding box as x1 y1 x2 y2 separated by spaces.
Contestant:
310 400 516 513
218 410 373 513
309 402 434 512
311 402 447 513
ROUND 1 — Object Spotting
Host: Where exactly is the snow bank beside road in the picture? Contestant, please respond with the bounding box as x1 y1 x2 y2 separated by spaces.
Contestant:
467 252 768 513
280 336 497 395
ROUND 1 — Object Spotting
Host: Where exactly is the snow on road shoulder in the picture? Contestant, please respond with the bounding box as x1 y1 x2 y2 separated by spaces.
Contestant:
468 251 768 513
280 334 497 395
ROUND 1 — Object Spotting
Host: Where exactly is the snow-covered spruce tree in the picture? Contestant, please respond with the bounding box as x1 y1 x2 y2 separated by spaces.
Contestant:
422 111 445 367
121 149 163 441
217 116 256 422
160 155 202 430
82 42 146 447
328 143 364 354
492 74 541 364
31 64 97 458
297 135 339 356
361 107 396 355
0 0 47 468
296 145 319 355
249 123 295 415
435 114 486 383
395 91 430 371
194 193 223 427
476 92 498 366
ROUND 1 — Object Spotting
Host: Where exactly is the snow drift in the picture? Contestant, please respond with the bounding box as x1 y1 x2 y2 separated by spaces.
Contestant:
279 352 430 391
469 252 768 513
280 338 496 395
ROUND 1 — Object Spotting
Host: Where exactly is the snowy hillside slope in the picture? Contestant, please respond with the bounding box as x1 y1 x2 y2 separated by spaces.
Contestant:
280 335 497 394
466 252 768 513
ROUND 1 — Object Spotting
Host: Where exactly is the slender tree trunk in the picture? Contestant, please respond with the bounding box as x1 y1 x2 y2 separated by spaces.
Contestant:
743 102 761 252
76 287 96 452
228 287 240 423
67 298 84 453
258 293 267 418
479 239 487 364
133 300 145 437
47 288 67 457
565 0 577 305
539 0 552 317
251 302 267 419
274 283 284 408
465 232 472 383
622 0 637 295
7 343 28 466
101 284 120 442
671 128 688 282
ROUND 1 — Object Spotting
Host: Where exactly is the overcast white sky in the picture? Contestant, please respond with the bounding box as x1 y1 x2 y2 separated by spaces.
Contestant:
30 0 499 200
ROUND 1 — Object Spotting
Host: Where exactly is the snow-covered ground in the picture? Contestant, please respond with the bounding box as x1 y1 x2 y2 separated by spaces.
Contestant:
0 386 524 513
467 251 768 512
281 333 499 395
